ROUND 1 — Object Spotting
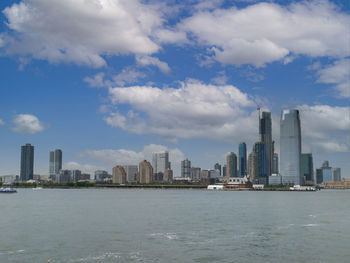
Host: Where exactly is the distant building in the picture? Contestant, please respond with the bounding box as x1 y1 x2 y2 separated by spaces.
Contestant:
122 165 138 183
58 170 72 183
181 159 191 178
316 168 323 184
280 109 302 185
152 152 170 174
200 170 210 179
238 142 247 177
139 160 153 184
272 153 279 174
214 163 221 176
253 142 267 185
94 170 111 182
190 167 201 180
321 161 332 182
71 170 82 182
209 169 220 179
222 165 226 178
268 175 282 185
226 152 237 182
20 143 34 181
248 152 257 183
49 149 62 177
333 168 341 182
301 153 314 184
163 168 173 182
113 166 127 184
259 112 273 178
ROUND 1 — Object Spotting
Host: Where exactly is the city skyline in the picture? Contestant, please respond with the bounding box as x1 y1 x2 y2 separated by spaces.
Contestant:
0 0 349 177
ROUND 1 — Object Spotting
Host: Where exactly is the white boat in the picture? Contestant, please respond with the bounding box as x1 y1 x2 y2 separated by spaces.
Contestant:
0 187 17 193
32 186 43 190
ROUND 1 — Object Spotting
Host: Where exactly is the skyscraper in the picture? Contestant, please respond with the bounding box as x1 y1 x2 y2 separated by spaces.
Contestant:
259 111 273 178
214 163 221 176
152 152 170 175
226 152 237 182
280 109 302 185
301 153 314 184
272 153 279 174
181 159 191 178
49 149 62 176
20 143 34 181
113 165 127 184
253 142 267 184
238 142 247 177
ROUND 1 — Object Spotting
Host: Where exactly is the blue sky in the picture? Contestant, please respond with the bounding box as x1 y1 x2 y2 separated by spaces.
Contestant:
0 0 349 177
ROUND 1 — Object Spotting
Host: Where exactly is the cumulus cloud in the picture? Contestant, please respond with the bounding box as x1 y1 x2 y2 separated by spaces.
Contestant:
12 114 45 134
136 55 170 73
316 59 350 98
104 79 258 144
79 144 185 176
0 118 5 126
298 105 350 153
1 0 163 67
177 0 349 67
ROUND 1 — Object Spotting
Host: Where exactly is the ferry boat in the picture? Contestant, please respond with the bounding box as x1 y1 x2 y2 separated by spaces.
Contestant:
0 187 17 193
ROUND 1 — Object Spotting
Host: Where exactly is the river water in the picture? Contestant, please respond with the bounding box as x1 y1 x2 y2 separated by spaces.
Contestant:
0 188 349 263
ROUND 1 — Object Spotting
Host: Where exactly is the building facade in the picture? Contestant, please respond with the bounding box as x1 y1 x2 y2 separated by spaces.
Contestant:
20 143 34 181
226 152 237 182
280 109 302 185
253 142 267 184
49 149 62 176
139 160 153 184
301 153 314 184
181 159 191 178
152 152 170 174
272 153 279 174
214 163 222 176
163 168 173 182
259 112 273 178
122 165 138 183
238 142 247 177
113 165 127 184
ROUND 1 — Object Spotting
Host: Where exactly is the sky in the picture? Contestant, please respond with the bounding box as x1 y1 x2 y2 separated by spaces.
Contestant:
0 0 349 178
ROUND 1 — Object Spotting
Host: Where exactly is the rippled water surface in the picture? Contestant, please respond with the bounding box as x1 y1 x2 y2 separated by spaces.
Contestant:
0 189 349 262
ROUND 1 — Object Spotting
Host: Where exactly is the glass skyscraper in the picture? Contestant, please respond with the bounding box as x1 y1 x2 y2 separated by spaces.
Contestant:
226 152 237 181
49 149 62 176
238 142 247 177
152 152 170 174
253 142 267 184
259 112 273 178
301 153 314 184
20 143 34 181
280 109 302 185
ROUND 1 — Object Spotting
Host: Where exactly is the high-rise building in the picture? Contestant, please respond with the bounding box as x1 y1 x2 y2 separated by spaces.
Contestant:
152 152 170 174
214 163 221 176
333 168 341 182
113 165 127 184
181 159 191 178
20 143 34 181
238 142 247 177
321 161 332 182
272 153 279 174
222 165 226 178
253 142 267 184
316 169 323 184
49 149 62 176
94 170 111 182
122 165 138 183
248 152 257 183
280 109 302 185
139 160 153 184
58 170 72 183
190 167 201 180
226 152 237 182
259 112 273 178
301 153 314 184
71 169 82 182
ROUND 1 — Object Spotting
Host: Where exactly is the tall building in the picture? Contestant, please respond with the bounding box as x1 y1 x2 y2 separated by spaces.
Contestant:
253 142 267 184
222 165 226 178
333 168 341 182
49 149 62 176
152 152 170 174
139 160 153 184
214 163 221 176
190 167 201 180
113 165 127 184
20 143 34 181
238 142 247 177
301 153 314 184
316 169 323 184
321 161 332 182
248 152 257 183
280 109 302 185
181 159 191 178
122 165 138 183
226 152 237 182
94 170 111 182
259 112 273 178
272 153 279 174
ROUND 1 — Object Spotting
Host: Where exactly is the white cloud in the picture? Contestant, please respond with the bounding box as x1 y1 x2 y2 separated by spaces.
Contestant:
177 0 349 67
79 144 185 176
104 79 258 144
298 105 350 153
12 114 45 134
2 0 163 67
0 118 5 126
136 55 170 73
316 59 350 98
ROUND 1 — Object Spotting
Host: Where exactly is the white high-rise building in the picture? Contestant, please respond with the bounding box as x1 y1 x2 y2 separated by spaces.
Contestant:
152 152 170 174
122 165 138 182
280 109 302 185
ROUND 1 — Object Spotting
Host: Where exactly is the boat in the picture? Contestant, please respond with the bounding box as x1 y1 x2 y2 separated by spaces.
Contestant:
0 187 17 193
32 186 43 190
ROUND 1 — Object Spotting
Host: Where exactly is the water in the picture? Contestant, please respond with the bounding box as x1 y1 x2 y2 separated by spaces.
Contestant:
0 189 349 263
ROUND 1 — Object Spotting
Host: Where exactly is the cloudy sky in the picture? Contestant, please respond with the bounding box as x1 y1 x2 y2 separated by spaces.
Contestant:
0 0 349 177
